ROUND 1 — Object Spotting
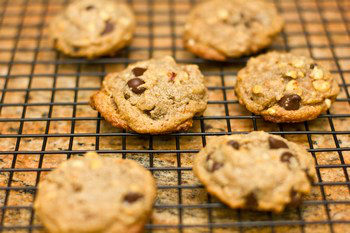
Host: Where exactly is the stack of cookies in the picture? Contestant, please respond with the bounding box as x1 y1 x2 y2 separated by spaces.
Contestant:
33 0 340 232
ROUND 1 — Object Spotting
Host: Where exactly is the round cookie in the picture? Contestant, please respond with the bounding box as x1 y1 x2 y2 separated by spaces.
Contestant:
49 0 136 58
91 56 208 134
193 131 316 212
235 52 340 122
34 152 157 233
183 0 284 61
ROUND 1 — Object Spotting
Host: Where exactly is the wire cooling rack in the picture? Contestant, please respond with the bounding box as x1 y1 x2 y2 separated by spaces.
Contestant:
0 0 350 232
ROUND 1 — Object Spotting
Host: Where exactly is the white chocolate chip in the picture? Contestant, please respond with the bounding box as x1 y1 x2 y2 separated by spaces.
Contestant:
120 17 131 26
90 159 103 170
217 9 229 20
70 160 84 168
99 11 110 21
252 85 263 94
285 80 302 96
313 80 330 92
188 39 195 46
266 107 276 115
325 98 332 108
310 67 324 80
297 71 305 78
285 70 297 79
292 59 304 68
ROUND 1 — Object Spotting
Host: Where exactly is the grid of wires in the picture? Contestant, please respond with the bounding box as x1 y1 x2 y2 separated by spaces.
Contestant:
0 0 350 232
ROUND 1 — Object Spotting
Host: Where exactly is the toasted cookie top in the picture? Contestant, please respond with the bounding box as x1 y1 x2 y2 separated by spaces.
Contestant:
34 152 157 233
235 52 340 122
193 131 316 212
183 0 284 60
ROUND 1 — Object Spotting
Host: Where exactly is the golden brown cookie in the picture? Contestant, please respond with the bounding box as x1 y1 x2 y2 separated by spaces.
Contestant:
235 52 340 122
183 0 284 61
34 152 157 233
193 131 316 212
50 0 135 58
90 56 208 134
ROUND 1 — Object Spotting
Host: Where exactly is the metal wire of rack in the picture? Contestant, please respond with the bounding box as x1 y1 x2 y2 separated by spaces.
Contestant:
0 0 349 232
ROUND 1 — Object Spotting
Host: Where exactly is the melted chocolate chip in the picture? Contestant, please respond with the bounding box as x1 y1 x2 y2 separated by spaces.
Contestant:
127 78 146 94
124 192 143 203
206 153 212 161
85 5 95 10
278 94 301 110
227 140 240 149
245 192 258 208
310 63 317 69
168 72 177 81
132 67 147 77
268 137 289 149
210 162 223 172
100 20 115 36
280 152 294 163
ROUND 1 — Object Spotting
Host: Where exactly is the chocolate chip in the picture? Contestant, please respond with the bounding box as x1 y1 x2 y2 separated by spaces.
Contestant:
124 192 143 203
268 137 288 149
85 5 94 10
278 94 301 110
100 20 114 36
210 162 223 172
310 63 317 69
245 192 258 208
168 72 177 81
227 140 239 149
127 78 146 94
132 67 147 77
280 152 294 163
206 153 212 161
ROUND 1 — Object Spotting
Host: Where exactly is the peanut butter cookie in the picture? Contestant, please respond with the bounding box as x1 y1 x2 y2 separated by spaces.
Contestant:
183 0 284 61
235 52 340 122
90 56 208 134
34 152 157 233
50 0 135 58
193 131 316 212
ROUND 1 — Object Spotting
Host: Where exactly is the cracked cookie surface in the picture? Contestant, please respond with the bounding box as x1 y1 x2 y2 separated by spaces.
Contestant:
183 0 284 61
235 52 340 122
90 56 208 134
193 131 316 212
50 0 135 58
34 152 157 233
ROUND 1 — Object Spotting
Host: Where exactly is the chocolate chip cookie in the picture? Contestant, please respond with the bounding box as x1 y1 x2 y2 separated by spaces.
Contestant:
34 152 157 233
193 131 316 212
235 52 340 122
183 0 284 61
90 56 208 134
50 0 136 58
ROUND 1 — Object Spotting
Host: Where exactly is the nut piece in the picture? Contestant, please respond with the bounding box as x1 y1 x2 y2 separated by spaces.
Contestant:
266 107 277 115
252 85 263 94
285 80 302 96
285 70 297 79
292 60 304 68
217 9 229 20
313 80 330 92
297 71 305 78
310 67 324 80
188 39 195 46
325 98 332 108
